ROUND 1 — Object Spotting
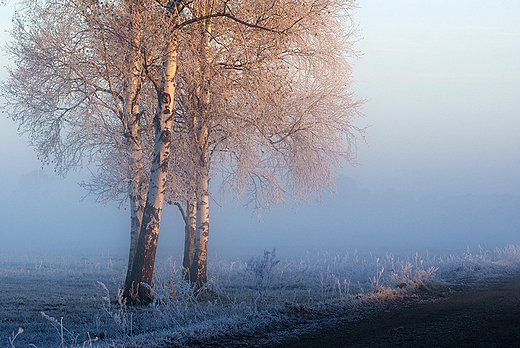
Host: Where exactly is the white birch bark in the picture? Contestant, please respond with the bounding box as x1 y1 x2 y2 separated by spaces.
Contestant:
190 1 213 285
123 30 178 303
124 10 147 277
191 163 210 285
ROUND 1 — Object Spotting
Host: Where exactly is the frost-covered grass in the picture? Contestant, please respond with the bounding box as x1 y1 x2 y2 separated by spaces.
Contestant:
2 245 520 348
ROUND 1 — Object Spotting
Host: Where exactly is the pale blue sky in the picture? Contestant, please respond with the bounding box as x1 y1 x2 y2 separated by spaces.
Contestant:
351 0 520 197
0 1 519 256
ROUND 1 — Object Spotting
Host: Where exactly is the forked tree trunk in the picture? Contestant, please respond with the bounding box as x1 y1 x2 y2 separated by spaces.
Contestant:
123 33 178 304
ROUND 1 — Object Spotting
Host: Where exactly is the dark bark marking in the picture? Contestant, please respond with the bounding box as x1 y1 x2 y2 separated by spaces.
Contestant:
160 92 171 106
162 129 171 143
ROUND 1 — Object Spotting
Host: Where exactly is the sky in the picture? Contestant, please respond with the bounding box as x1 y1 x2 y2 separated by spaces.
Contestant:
0 0 519 259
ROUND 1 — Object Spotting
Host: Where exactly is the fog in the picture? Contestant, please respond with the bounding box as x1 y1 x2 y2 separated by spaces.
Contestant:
1 0 519 259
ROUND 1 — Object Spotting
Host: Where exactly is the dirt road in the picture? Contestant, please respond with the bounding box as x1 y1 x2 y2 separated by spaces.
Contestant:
276 272 520 348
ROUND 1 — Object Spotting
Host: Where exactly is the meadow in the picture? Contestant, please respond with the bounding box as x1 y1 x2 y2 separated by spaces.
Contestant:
2 245 520 347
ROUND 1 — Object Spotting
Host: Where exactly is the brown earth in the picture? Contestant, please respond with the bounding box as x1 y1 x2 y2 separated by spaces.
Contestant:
275 272 520 348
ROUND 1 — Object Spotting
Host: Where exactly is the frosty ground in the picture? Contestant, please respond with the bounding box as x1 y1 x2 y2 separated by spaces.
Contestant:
2 246 520 347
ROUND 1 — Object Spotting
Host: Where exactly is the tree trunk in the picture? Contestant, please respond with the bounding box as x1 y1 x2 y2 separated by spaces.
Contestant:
189 5 213 287
190 165 210 286
125 124 146 278
183 195 197 280
124 41 146 279
123 33 178 304
121 0 147 286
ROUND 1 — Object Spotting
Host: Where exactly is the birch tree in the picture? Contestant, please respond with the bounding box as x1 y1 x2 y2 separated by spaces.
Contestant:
186 0 214 286
170 0 364 286
122 0 182 302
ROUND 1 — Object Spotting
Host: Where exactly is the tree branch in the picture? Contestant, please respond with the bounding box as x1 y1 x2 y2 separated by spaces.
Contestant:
173 201 188 224
172 12 281 33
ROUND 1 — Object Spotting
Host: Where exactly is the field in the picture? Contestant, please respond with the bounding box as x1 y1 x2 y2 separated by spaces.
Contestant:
2 245 520 347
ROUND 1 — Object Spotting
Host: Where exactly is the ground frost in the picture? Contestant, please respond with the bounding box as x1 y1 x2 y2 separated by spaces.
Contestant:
1 245 519 347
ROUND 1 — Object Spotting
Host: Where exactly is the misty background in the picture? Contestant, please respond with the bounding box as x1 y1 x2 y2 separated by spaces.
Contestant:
0 0 519 258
